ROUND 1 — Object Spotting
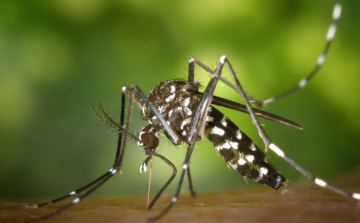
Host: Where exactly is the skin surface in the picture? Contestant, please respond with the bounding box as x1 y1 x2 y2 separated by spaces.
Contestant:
3 170 360 223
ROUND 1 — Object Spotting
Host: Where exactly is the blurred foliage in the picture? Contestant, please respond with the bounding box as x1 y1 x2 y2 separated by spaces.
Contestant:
1 1 360 200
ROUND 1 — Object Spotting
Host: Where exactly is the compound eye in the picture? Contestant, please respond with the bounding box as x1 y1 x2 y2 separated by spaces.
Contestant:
140 132 159 149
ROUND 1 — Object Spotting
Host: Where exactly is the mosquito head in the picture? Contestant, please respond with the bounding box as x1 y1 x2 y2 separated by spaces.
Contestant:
138 124 160 155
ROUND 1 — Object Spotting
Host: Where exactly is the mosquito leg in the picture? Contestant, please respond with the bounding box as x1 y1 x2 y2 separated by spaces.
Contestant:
148 161 188 221
24 88 135 222
186 166 196 197
114 92 126 166
115 86 137 172
25 172 117 223
267 143 360 199
222 55 360 200
123 84 191 216
187 56 227 144
194 51 360 203
24 92 129 210
192 55 273 148
221 56 272 147
24 151 121 221
248 4 342 108
23 170 114 210
188 58 195 84
147 152 177 210
149 57 229 221
193 5 341 109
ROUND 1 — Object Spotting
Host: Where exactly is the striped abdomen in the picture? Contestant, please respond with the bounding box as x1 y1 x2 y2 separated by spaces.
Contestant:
204 106 286 190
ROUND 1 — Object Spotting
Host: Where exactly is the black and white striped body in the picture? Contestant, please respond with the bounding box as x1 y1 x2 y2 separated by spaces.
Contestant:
23 5 360 222
141 80 202 144
139 80 285 189
205 106 285 189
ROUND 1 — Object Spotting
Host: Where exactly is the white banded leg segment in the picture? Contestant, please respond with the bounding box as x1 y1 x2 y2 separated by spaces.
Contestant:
333 4 342 21
352 193 360 200
22 203 40 208
326 24 337 41
269 143 285 157
314 178 327 187
220 55 227 64
316 54 326 66
244 4 342 109
269 142 360 201
262 97 275 105
72 198 80 204
326 4 341 41
109 168 117 175
298 78 308 88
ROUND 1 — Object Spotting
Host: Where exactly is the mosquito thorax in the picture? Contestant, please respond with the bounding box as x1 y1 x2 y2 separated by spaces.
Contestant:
142 80 202 144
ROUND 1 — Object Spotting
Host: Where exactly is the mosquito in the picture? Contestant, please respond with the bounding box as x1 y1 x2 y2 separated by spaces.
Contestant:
24 3 359 222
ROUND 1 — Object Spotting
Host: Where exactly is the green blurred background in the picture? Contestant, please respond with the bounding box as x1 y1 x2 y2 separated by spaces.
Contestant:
1 1 360 201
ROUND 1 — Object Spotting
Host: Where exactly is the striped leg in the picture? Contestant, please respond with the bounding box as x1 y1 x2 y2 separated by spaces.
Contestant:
152 50 359 221
248 4 342 108
218 55 360 201
143 152 178 210
148 56 228 221
23 92 132 222
268 143 360 200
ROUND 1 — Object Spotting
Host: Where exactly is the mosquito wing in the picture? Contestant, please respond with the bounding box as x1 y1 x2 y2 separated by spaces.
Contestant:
194 91 302 130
